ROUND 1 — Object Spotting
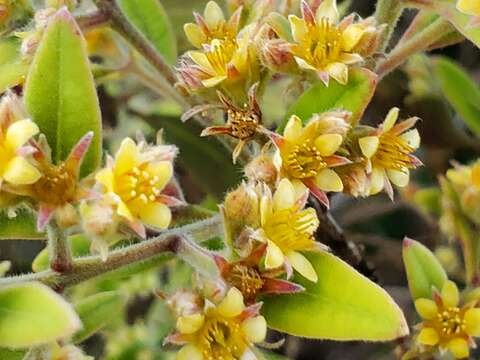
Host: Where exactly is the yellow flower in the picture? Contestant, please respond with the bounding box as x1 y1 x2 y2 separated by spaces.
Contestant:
184 1 242 48
271 111 351 207
457 0 480 17
358 107 421 199
0 92 41 187
173 288 267 360
415 280 480 359
254 178 321 282
95 137 178 237
287 0 379 85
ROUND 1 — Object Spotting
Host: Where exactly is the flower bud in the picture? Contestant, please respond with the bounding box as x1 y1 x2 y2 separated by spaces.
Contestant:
244 154 278 187
166 290 204 318
224 182 260 235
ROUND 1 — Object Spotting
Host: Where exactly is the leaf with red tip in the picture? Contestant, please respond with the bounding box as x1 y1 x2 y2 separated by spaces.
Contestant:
262 278 305 295
305 181 330 209
65 131 94 175
301 0 316 25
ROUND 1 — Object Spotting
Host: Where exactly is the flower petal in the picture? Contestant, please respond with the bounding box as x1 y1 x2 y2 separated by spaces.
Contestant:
241 316 267 344
3 156 41 185
447 338 469 359
139 202 172 229
400 129 420 149
176 345 203 360
202 75 228 87
284 115 303 142
184 23 207 48
314 168 343 192
339 52 364 65
441 280 459 308
314 134 342 157
315 0 339 24
265 240 285 269
114 138 139 176
387 169 409 187
414 299 438 320
417 327 439 346
383 107 399 132
176 313 205 334
189 51 213 71
289 15 308 43
204 1 225 29
5 119 39 150
287 251 318 282
117 200 134 221
359 136 379 158
464 308 480 336
217 287 245 318
146 161 173 191
369 167 385 195
273 178 295 211
326 62 348 85
342 24 366 52
96 168 114 192
457 0 480 16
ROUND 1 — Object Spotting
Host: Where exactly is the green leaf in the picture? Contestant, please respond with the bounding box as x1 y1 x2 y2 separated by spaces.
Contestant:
118 0 177 64
32 234 90 272
0 282 81 348
73 291 125 343
402 238 447 300
24 8 102 176
261 252 408 340
0 37 29 93
433 56 480 136
281 68 377 130
0 348 26 360
0 208 44 240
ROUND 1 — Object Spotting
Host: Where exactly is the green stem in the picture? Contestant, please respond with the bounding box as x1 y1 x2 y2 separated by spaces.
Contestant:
47 223 73 273
375 18 452 79
375 0 404 51
0 215 223 289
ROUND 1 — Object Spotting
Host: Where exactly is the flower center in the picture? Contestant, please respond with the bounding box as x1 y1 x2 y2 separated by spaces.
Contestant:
226 264 264 301
284 141 325 179
32 163 77 206
205 39 236 76
116 166 162 208
372 132 416 171
227 108 259 140
436 307 466 337
198 316 246 360
263 208 319 253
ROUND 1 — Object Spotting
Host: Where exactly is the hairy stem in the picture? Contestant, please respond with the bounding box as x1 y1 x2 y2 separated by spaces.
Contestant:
76 10 110 30
375 0 404 51
47 223 73 273
376 18 452 79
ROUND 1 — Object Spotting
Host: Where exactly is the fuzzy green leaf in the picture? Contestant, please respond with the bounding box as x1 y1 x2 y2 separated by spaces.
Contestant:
0 282 81 348
282 68 377 130
118 0 177 64
0 208 44 240
24 8 102 176
433 56 480 137
402 238 447 299
73 291 125 343
261 252 408 340
0 37 28 93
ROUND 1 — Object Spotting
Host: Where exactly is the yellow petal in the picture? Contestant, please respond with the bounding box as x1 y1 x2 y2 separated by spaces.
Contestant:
96 168 114 192
5 119 39 150
414 299 438 320
314 168 343 192
383 107 399 132
184 23 206 48
265 240 285 269
176 313 205 334
2 156 41 185
400 129 420 149
314 134 342 157
457 0 480 16
359 136 379 158
176 345 203 360
417 327 439 346
387 169 409 187
204 1 225 29
114 138 139 176
284 115 303 142
217 287 245 318
139 202 172 229
260 191 273 227
369 167 385 195
339 52 364 65
447 338 469 359
189 51 213 71
326 62 348 85
273 178 295 211
287 251 318 282
294 56 317 71
464 308 480 336
471 161 480 189
441 280 459 308
146 161 173 191
288 15 308 43
315 0 339 24
202 75 227 87
342 24 366 52
242 316 267 344
291 179 309 201
117 200 134 221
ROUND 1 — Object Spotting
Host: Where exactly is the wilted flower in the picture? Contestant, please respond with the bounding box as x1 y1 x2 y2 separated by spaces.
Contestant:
167 288 267 360
184 1 242 48
414 280 480 359
252 178 324 282
270 111 351 207
358 107 421 199
0 92 41 189
95 136 179 238
281 0 382 85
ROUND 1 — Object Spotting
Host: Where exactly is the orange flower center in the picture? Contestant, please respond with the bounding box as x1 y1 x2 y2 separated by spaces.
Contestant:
284 140 325 179
115 166 162 208
32 162 77 206
226 264 264 301
227 107 259 140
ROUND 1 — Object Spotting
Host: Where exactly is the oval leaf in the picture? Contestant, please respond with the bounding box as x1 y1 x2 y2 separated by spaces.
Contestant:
0 282 81 348
24 8 102 176
433 56 480 137
0 37 28 93
282 68 377 130
261 251 408 341
402 238 447 300
73 291 125 343
118 0 177 64
0 208 44 240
